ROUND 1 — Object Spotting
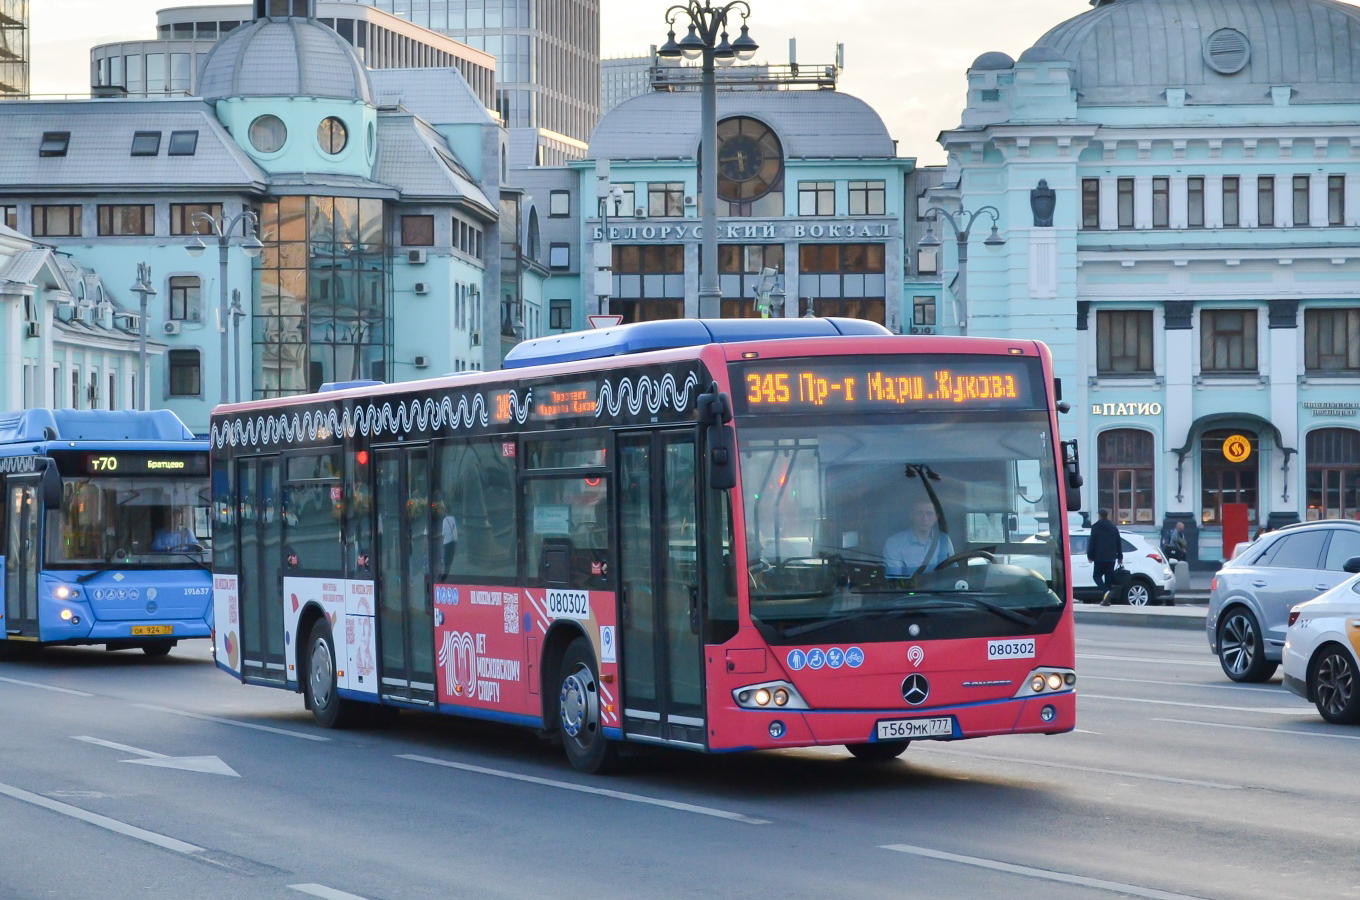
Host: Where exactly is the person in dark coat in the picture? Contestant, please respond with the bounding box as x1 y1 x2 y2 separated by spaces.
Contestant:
1087 508 1124 606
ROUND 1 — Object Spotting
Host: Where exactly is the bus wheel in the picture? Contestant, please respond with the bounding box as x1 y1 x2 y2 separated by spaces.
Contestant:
558 637 619 774
141 643 174 658
845 741 910 762
306 619 359 729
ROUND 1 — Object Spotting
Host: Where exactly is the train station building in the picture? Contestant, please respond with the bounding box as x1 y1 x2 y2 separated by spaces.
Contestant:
936 0 1360 562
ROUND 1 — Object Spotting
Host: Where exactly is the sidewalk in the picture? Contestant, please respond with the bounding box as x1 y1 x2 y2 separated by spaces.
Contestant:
1073 567 1213 631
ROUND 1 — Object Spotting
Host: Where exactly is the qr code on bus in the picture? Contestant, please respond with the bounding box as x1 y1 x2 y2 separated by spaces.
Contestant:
504 591 520 634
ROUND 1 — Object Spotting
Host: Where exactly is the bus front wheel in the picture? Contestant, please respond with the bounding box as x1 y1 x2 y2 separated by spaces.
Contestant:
845 741 910 762
305 619 360 729
557 637 619 774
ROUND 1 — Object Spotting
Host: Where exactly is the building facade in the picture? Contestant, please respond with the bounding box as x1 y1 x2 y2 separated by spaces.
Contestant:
938 0 1360 563
0 0 27 98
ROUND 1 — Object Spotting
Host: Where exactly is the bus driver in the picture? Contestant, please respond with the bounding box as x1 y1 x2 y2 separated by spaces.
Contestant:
884 498 954 576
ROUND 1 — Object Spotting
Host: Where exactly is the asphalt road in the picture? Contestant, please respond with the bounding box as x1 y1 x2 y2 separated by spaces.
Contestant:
0 625 1355 900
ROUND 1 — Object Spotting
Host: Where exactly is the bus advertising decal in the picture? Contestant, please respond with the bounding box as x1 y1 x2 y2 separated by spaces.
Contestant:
0 455 40 475
212 574 239 673
346 581 377 692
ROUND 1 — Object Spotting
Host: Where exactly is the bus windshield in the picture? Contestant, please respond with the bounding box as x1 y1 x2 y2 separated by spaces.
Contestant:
740 413 1065 644
45 477 212 567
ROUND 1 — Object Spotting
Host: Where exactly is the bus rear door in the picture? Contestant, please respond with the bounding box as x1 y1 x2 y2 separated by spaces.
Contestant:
617 431 705 748
3 476 41 640
238 457 286 684
373 445 436 706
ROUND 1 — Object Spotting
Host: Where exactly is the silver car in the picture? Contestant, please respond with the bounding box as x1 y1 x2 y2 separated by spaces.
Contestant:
1207 520 1360 682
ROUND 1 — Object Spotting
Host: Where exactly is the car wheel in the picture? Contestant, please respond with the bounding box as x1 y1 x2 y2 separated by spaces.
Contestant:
558 637 619 773
1126 578 1154 607
1310 645 1360 725
845 740 910 762
1217 607 1278 683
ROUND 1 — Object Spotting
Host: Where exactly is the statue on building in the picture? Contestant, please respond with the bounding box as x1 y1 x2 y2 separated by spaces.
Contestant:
1031 179 1056 227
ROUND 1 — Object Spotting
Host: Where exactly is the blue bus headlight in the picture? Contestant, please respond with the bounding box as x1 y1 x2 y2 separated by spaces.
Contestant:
54 585 78 600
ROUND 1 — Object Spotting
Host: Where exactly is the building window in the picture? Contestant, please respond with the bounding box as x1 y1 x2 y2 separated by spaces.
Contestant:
611 244 684 324
1200 430 1258 525
1098 429 1156 525
717 244 785 319
548 243 570 269
1293 175 1310 226
1304 308 1360 373
913 296 936 328
617 185 636 215
168 276 202 323
1081 179 1100 229
249 114 288 154
97 204 155 237
130 131 162 156
1152 177 1169 228
1187 176 1205 228
1258 176 1275 227
168 349 201 396
1201 309 1258 373
72 369 81 410
1223 176 1240 227
549 190 570 217
39 132 70 157
170 203 221 236
317 117 348 155
798 243 887 323
32 205 82 238
1096 310 1154 375
848 181 885 216
647 182 684 217
1328 175 1345 226
401 215 435 247
168 130 199 156
108 373 117 410
549 299 571 330
798 182 836 217
2 205 16 230
1306 428 1360 521
1117 178 1134 229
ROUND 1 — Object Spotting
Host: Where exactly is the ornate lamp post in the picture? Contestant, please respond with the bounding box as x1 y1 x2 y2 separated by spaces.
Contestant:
128 263 157 411
657 2 759 319
185 209 264 403
919 206 1005 334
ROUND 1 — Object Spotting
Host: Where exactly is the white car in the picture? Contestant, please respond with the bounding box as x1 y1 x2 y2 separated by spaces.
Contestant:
1282 563 1360 724
1011 529 1176 606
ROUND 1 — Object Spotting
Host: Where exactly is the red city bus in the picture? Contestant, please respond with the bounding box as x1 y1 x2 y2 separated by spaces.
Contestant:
209 318 1081 772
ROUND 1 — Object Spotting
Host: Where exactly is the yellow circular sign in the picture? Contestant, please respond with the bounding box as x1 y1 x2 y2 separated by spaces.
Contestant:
1223 434 1253 464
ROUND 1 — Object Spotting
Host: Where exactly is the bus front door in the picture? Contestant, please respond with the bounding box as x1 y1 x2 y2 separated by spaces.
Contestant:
238 457 286 685
617 432 705 748
374 446 436 706
3 477 41 640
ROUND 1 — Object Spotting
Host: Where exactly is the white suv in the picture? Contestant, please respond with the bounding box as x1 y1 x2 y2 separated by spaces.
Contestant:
1067 529 1177 606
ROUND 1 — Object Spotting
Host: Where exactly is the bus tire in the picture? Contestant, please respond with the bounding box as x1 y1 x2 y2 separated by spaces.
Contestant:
305 619 360 729
141 643 174 658
845 741 910 762
557 637 619 774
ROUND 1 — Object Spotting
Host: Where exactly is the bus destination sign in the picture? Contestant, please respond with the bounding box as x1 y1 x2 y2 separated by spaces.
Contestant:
73 453 209 477
734 357 1038 414
491 381 600 425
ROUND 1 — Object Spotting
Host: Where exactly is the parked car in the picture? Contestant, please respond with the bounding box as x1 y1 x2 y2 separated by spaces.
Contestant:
1282 559 1360 724
1207 520 1360 682
1014 529 1175 605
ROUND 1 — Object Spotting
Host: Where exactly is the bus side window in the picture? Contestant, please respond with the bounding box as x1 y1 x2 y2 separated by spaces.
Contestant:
525 475 610 591
433 438 518 583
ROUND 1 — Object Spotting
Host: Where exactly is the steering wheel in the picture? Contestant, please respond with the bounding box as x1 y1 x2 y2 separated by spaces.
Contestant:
933 547 996 570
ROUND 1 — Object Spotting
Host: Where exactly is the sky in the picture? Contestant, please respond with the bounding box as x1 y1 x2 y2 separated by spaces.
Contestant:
31 0 1092 164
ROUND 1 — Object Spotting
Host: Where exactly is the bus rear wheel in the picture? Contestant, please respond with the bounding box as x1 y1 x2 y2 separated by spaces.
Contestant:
558 637 619 774
305 619 361 729
845 741 910 762
141 642 174 658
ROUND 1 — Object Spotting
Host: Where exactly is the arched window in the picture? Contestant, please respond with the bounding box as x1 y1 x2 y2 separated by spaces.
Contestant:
1098 429 1155 525
1306 428 1360 520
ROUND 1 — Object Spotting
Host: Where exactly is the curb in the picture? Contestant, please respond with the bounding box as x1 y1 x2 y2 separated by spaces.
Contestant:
1074 606 1207 631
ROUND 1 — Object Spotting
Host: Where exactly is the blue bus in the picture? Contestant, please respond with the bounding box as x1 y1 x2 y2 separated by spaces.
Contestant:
0 409 212 657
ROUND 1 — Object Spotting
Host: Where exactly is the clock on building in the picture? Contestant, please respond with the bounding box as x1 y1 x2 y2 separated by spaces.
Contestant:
715 117 783 203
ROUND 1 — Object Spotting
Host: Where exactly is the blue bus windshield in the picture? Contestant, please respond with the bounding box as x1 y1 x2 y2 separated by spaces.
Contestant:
45 476 212 566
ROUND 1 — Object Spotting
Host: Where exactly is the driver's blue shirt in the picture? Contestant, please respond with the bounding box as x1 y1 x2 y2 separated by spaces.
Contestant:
152 527 195 551
884 527 955 575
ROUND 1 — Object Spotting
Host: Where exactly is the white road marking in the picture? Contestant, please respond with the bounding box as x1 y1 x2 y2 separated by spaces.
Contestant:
1081 674 1282 694
73 735 241 777
0 676 94 696
1079 653 1219 667
1073 729 1103 735
882 844 1214 900
290 885 372 900
135 704 330 742
1081 693 1311 715
74 736 166 758
0 780 205 854
914 746 1242 790
398 754 771 825
1154 717 1360 742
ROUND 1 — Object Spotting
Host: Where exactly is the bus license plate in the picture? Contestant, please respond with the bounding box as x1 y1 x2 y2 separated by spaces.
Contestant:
876 717 953 740
132 625 173 636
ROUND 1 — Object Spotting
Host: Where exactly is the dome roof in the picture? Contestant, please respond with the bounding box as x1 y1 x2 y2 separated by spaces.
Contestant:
198 17 372 104
1030 0 1360 105
1016 46 1068 64
971 51 1016 71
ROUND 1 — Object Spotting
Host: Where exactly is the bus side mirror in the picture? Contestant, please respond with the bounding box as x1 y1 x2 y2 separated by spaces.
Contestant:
698 383 736 492
41 461 63 509
1060 439 1084 513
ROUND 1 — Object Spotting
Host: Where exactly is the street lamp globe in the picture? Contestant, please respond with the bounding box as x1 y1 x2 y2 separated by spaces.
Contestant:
714 31 737 66
243 234 265 258
658 28 683 61
918 226 942 250
732 24 758 61
678 23 706 59
984 224 1006 247
185 237 208 258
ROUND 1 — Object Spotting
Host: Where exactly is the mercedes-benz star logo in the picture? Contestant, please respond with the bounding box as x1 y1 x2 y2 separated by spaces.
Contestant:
902 673 930 706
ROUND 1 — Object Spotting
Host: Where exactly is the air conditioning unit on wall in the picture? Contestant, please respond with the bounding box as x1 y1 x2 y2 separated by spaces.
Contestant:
414 282 429 295
413 355 429 368
408 248 427 264
25 321 40 339
163 321 182 335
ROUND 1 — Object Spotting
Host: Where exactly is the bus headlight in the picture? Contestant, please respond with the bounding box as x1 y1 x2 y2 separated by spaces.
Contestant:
54 586 77 600
1016 668 1075 698
733 681 809 710
61 608 73 621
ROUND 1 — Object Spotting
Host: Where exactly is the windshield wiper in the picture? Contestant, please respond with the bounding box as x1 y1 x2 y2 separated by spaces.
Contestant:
921 594 1039 628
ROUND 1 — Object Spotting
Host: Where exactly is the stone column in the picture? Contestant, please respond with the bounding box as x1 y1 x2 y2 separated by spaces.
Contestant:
1268 299 1301 522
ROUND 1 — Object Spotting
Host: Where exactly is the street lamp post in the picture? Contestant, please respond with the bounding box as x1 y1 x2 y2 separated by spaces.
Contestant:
185 209 264 404
658 1 759 319
596 183 625 317
229 288 245 402
128 263 157 411
919 205 1005 334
